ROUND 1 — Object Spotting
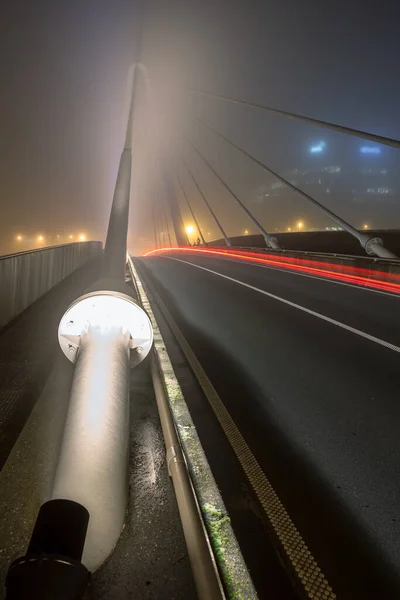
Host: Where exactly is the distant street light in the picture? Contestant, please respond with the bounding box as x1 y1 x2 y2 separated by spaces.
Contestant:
185 224 195 235
244 230 249 235
69 235 73 239
38 235 44 242
79 234 86 241
297 221 304 231
363 224 369 230
287 227 291 232
310 141 326 154
16 235 22 241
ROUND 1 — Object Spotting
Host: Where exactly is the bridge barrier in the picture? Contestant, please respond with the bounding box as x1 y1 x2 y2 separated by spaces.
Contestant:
211 230 400 258
0 242 102 329
129 257 257 599
229 246 400 283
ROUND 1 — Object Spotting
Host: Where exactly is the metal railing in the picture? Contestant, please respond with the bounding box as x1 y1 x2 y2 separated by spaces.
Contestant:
129 255 253 599
0 241 102 329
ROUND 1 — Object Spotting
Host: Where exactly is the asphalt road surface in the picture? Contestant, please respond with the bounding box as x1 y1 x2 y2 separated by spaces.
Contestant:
139 250 400 600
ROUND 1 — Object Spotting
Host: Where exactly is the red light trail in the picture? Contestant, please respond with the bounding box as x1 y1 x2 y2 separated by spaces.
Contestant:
143 247 400 295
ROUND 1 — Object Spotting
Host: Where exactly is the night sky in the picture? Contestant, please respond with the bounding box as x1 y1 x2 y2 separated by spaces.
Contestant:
1 0 400 255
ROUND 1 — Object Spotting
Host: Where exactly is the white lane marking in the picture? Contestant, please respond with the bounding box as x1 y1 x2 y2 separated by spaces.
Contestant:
222 257 400 298
165 256 400 354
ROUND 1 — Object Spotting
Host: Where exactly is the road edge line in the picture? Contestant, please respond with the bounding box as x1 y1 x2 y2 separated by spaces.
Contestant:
136 257 337 600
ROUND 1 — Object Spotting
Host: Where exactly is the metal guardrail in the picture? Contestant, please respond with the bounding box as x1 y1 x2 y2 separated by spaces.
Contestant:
218 245 400 266
129 255 225 598
0 242 102 329
129 256 256 599
215 246 400 281
151 356 224 599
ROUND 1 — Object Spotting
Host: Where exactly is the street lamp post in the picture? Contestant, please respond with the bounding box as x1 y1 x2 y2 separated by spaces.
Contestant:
6 65 154 599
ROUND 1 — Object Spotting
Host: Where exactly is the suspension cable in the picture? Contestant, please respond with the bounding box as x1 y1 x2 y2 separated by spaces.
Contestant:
181 157 231 247
159 192 172 247
152 203 159 249
188 113 397 258
175 172 207 245
183 135 280 249
154 196 164 248
188 89 400 150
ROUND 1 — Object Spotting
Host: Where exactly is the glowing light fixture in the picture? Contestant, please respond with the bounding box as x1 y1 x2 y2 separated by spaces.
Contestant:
310 141 326 154
79 234 86 241
185 224 195 235
38 235 44 242
297 221 304 230
363 224 369 230
360 146 381 155
16 235 22 241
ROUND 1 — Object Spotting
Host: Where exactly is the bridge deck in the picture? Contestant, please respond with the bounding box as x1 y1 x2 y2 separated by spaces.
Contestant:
138 250 400 600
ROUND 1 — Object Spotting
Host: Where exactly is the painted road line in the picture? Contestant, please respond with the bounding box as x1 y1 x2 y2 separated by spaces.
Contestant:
144 246 400 295
167 257 400 355
222 256 400 298
144 259 336 600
